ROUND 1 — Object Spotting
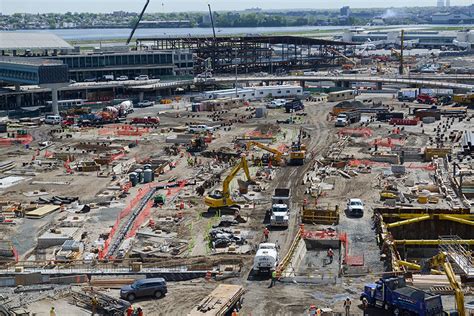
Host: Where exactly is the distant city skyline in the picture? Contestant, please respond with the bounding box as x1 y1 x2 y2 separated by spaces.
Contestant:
0 0 472 14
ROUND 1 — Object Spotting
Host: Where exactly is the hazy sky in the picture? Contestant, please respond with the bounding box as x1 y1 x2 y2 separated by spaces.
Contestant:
1 0 472 14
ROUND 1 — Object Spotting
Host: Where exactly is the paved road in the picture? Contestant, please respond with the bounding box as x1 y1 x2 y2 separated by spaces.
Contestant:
213 75 474 91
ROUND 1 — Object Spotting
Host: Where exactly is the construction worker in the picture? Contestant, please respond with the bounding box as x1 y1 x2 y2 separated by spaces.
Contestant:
361 296 368 309
263 227 270 242
308 305 317 316
126 305 134 316
231 308 239 316
344 297 352 316
137 307 143 316
269 269 277 288
91 295 99 315
327 248 334 264
49 307 56 316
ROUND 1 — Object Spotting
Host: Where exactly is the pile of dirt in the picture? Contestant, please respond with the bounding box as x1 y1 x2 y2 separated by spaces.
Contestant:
254 124 281 136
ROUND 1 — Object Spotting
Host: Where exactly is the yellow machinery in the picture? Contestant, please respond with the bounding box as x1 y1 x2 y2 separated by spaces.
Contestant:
289 129 306 166
204 156 255 211
246 141 284 166
397 252 465 316
453 93 474 106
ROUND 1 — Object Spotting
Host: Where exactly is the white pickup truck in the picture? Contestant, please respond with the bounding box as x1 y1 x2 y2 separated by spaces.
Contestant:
253 243 279 274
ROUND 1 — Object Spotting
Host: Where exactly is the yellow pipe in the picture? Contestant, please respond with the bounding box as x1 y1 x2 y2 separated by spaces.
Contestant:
439 214 474 226
394 239 474 246
386 215 431 228
382 213 474 220
396 260 443 275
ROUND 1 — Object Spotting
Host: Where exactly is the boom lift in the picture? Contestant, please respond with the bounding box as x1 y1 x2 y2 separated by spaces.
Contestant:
204 156 256 212
246 141 285 166
397 252 465 316
329 48 357 70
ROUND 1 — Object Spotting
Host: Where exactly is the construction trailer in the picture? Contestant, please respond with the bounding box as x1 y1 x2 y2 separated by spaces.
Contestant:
327 90 357 102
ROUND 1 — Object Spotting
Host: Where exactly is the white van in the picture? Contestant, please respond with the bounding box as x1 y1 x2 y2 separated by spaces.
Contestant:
187 124 214 133
44 115 62 125
134 75 149 81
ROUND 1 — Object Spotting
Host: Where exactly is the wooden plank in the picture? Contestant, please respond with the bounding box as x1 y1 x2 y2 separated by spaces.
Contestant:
188 284 244 316
25 205 60 219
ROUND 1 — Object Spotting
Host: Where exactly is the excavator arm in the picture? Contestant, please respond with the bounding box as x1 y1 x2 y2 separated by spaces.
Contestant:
397 252 465 316
205 156 255 209
246 141 284 164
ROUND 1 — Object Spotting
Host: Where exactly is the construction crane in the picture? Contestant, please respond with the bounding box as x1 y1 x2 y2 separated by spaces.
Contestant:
126 0 151 46
328 48 357 69
246 141 285 166
397 252 465 316
204 156 256 212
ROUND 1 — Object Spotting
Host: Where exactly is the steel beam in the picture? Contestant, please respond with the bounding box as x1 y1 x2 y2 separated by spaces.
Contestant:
394 240 474 246
386 215 431 228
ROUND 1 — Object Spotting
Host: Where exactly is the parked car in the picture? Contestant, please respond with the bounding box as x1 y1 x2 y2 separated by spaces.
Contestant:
347 198 364 217
120 278 167 301
116 76 129 81
136 100 154 108
102 75 114 81
187 124 215 133
266 99 287 109
135 75 149 81
44 115 62 125
83 77 97 82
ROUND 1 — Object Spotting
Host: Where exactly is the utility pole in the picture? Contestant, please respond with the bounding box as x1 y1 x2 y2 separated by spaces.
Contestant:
399 29 405 75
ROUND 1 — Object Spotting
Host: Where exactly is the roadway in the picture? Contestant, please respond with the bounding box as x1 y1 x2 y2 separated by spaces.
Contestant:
212 75 474 91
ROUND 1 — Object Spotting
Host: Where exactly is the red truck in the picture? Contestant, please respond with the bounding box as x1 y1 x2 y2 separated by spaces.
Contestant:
131 116 160 125
416 94 438 105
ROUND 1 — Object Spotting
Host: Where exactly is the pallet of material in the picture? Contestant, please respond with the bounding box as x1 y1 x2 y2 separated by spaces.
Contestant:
411 274 461 289
25 205 60 219
188 284 244 316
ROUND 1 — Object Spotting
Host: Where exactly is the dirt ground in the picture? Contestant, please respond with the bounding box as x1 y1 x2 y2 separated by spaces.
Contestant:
1 91 472 315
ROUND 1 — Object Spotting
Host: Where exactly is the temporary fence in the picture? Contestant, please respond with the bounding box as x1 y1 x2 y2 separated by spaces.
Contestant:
126 200 153 238
98 124 150 137
347 159 390 167
372 138 404 148
0 134 33 146
406 163 436 171
337 128 372 138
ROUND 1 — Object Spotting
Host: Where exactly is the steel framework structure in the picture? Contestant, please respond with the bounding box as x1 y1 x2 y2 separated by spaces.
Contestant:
136 35 354 74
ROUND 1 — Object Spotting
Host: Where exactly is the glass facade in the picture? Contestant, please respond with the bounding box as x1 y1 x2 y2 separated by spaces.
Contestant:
47 51 193 82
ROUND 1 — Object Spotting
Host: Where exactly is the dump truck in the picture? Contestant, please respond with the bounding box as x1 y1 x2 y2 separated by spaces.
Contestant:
270 188 291 227
335 111 361 127
417 94 438 105
360 277 449 316
188 284 244 316
253 243 279 274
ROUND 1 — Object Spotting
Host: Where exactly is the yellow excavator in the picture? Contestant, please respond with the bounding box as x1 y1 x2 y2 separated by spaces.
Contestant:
204 155 255 212
397 252 465 316
289 129 306 166
246 141 285 166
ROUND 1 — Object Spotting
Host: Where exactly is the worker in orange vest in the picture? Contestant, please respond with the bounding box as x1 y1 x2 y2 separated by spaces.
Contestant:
231 308 239 316
126 305 134 316
263 227 270 242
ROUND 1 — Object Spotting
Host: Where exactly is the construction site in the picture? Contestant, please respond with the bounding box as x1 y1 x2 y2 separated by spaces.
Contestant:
1 1 474 312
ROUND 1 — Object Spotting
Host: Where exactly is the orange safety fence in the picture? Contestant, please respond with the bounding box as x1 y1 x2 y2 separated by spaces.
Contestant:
0 135 33 146
348 159 390 167
126 200 153 238
98 124 150 137
372 138 404 148
337 128 372 138
407 163 437 171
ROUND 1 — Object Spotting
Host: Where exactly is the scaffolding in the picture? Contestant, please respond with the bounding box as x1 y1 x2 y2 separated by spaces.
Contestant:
439 235 474 277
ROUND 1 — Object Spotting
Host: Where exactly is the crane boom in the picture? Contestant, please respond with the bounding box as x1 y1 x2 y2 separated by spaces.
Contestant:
126 0 151 46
